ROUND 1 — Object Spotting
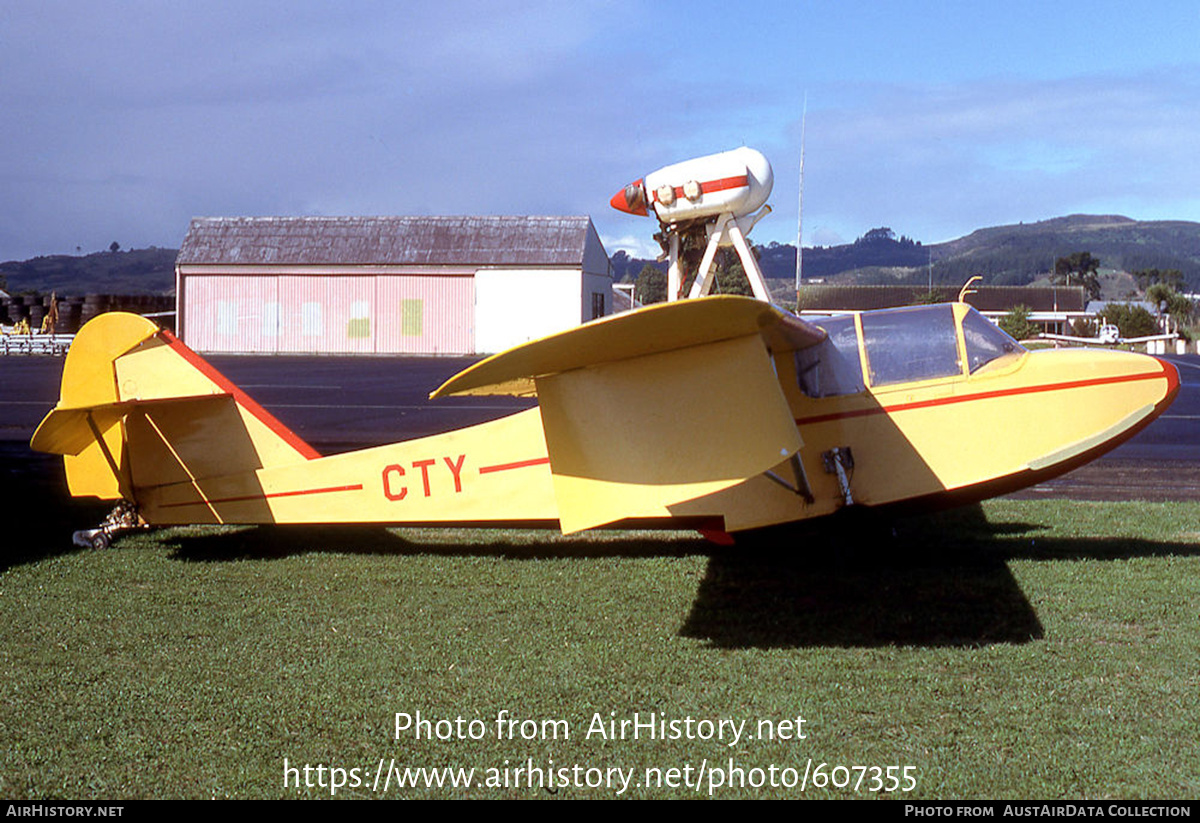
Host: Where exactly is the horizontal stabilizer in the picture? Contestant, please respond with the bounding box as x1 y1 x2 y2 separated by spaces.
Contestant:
31 404 133 457
433 296 825 398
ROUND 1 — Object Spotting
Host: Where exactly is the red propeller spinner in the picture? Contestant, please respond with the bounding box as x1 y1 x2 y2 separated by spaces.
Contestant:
610 178 648 216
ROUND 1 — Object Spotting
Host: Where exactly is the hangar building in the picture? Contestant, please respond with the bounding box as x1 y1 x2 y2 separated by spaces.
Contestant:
175 215 612 355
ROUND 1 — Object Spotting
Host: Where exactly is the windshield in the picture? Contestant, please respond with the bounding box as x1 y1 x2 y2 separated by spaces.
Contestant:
860 305 962 386
795 304 1027 395
962 307 1026 373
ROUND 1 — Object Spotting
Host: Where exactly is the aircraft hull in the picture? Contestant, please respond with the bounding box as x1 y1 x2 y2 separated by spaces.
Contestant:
134 346 1176 533
32 302 1180 538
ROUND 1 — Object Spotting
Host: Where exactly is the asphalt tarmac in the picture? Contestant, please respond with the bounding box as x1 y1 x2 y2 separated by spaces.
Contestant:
3 352 1199 502
1005 353 1200 501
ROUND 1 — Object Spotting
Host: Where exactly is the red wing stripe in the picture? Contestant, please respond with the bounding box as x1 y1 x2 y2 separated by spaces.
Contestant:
160 483 363 509
157 329 322 460
796 368 1172 427
478 457 550 474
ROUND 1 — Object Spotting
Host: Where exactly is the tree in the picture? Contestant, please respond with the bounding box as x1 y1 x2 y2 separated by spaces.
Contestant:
998 304 1038 341
857 227 897 245
909 288 947 305
1099 303 1159 338
1145 282 1194 331
1053 252 1101 300
1134 268 1184 292
109 241 121 253
710 248 754 297
1070 317 1098 338
677 247 759 298
635 264 666 305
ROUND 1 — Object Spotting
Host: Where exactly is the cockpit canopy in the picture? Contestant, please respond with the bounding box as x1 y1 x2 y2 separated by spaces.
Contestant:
797 304 1026 398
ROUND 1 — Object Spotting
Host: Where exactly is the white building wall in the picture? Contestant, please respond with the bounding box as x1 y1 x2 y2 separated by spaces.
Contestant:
474 268 583 353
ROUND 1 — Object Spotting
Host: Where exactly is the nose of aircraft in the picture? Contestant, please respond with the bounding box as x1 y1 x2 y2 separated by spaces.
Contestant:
1017 347 1179 475
610 179 648 216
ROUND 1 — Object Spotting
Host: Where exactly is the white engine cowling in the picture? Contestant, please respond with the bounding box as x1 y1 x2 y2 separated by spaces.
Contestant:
610 147 773 223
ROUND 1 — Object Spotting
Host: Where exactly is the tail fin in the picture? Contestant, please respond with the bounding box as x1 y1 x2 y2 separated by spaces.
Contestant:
32 312 318 500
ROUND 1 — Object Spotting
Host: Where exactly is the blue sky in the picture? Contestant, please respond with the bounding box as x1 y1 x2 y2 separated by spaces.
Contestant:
2 0 1198 262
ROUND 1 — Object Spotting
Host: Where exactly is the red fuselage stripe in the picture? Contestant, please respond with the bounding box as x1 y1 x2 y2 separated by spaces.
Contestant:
653 175 749 203
160 483 364 509
478 457 551 474
157 329 322 460
794 366 1174 427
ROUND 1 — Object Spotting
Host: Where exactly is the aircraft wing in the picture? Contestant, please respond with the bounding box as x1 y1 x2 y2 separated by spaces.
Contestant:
1040 333 1101 344
434 296 823 532
432 296 825 398
1041 332 1178 345
1120 334 1178 344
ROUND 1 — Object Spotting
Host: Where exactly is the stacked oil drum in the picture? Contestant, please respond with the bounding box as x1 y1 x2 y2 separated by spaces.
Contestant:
1 294 174 333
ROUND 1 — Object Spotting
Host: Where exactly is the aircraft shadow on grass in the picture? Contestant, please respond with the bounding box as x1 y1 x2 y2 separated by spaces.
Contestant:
681 505 1200 649
153 504 1200 650
164 524 710 562
9 485 1197 649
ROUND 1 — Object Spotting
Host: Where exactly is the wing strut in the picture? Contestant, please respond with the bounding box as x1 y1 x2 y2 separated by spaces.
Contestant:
763 453 814 503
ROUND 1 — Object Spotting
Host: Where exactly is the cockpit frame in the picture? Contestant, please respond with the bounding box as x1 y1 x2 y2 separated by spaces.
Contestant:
797 303 1027 399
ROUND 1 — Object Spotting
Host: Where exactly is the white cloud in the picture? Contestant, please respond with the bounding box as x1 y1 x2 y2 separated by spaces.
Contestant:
772 70 1200 245
600 233 661 261
2 3 1199 260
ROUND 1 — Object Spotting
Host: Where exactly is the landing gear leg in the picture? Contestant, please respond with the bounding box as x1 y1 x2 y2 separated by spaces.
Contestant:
822 447 855 507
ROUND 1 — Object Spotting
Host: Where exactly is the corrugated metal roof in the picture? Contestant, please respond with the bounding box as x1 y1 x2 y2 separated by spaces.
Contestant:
176 216 595 267
1086 300 1157 314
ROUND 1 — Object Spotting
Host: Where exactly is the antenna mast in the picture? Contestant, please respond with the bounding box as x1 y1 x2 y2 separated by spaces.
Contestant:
795 95 807 303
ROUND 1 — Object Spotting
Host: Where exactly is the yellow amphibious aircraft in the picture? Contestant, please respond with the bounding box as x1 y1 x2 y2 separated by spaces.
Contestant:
32 295 1178 548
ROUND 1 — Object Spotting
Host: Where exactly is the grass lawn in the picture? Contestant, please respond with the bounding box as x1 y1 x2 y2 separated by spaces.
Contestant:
1 500 1197 799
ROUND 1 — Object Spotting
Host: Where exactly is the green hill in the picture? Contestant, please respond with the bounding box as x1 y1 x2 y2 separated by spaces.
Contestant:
0 247 177 296
6 215 1200 299
612 215 1200 297
925 215 1200 287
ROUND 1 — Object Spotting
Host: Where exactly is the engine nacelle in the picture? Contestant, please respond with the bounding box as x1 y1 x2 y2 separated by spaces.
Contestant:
610 147 773 224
